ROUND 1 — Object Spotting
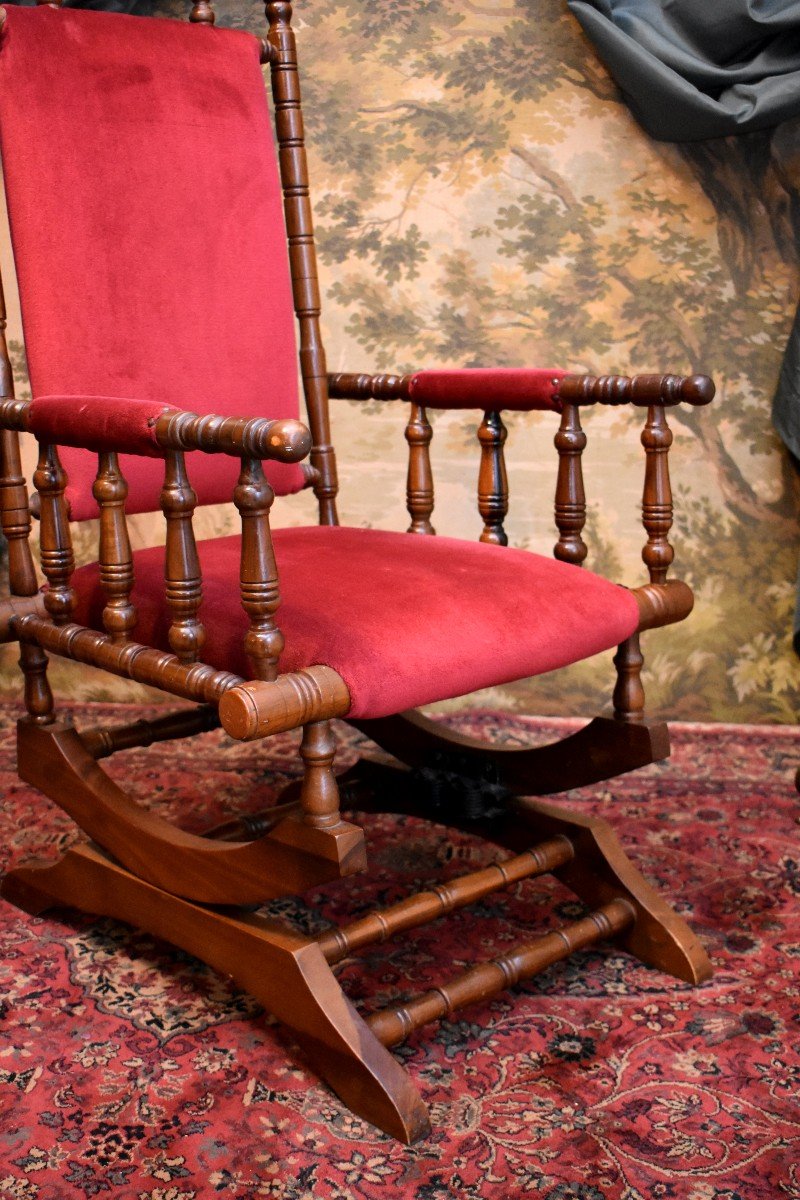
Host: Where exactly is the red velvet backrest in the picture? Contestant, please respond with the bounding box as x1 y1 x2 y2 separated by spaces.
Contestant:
0 5 304 519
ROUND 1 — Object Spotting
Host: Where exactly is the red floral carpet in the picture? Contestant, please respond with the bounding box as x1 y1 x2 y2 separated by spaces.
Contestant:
0 704 798 1199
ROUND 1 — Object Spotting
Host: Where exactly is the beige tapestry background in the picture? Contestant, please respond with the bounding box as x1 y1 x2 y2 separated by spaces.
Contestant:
2 0 799 723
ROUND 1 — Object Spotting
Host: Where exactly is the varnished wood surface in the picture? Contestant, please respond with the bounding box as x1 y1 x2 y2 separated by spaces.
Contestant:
554 403 587 565
234 457 283 681
351 710 671 795
13 719 367 904
161 451 204 663
0 0 717 1143
367 898 635 1047
267 0 339 524
317 837 575 964
405 402 435 535
477 410 509 545
94 452 137 643
1 842 430 1144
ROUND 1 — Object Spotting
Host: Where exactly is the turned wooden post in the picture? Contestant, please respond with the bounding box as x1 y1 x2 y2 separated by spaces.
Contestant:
0 271 53 722
641 404 674 583
553 403 587 565
299 719 342 829
93 452 136 643
405 403 435 535
614 403 675 722
189 0 215 22
160 450 205 664
477 409 508 546
33 443 75 626
233 457 284 681
266 0 339 525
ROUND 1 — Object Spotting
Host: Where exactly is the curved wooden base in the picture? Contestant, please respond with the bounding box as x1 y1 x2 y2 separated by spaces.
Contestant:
15 719 366 905
351 710 670 794
1 843 430 1144
338 760 711 986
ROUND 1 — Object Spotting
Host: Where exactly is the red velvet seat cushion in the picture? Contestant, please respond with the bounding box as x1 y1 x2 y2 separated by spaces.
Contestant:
70 527 640 719
0 6 302 519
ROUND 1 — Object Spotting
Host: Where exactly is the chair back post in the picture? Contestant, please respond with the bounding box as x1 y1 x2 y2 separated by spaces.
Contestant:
265 1 339 527
0 267 54 723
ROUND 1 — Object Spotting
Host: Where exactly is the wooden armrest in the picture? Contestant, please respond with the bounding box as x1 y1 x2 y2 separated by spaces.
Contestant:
0 396 311 464
558 373 714 408
328 370 714 412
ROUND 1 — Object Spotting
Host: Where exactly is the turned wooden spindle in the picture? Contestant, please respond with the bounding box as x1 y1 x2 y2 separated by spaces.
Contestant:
92 452 136 643
554 402 588 565
33 443 75 626
0 433 53 724
641 404 674 583
189 0 215 23
233 457 284 681
82 706 220 760
366 898 635 1048
405 402 435 535
0 267 53 723
318 837 575 964
613 633 645 723
477 409 508 546
266 0 339 525
160 450 205 664
299 719 342 829
15 615 242 705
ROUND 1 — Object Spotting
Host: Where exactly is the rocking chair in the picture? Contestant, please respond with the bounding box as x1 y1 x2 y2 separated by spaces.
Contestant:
0 0 713 1143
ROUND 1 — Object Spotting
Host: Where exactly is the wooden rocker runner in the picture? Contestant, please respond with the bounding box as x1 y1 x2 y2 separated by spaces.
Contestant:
0 0 713 1143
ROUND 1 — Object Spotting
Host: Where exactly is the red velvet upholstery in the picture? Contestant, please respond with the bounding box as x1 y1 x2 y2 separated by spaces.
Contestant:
70 526 641 718
408 369 566 411
0 6 304 520
28 396 173 458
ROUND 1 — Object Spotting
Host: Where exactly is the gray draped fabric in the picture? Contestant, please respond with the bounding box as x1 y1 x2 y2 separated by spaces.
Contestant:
567 0 800 141
569 0 800 650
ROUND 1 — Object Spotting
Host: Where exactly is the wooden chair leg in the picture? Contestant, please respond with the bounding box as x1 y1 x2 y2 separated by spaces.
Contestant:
1 842 431 1144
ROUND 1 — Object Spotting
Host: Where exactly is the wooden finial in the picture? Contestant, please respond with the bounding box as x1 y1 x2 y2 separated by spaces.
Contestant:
267 1 293 24
189 0 215 24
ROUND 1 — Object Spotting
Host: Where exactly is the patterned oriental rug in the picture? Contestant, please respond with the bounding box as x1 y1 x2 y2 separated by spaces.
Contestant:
0 703 798 1200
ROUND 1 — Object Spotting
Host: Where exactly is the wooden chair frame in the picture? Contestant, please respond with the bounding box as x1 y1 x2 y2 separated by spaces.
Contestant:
0 0 713 1143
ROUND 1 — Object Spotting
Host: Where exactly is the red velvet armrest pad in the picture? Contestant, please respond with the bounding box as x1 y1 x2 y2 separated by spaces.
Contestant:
29 395 173 456
408 368 566 411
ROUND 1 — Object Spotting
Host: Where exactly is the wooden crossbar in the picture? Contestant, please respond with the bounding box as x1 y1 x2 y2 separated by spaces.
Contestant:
366 897 635 1048
318 837 575 965
14 615 242 705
